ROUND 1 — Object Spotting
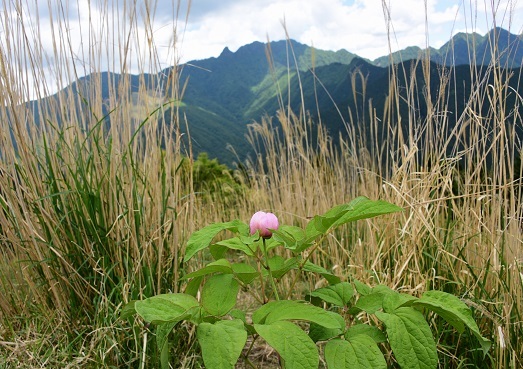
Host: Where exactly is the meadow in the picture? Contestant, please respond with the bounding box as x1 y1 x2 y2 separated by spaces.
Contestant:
0 1 521 368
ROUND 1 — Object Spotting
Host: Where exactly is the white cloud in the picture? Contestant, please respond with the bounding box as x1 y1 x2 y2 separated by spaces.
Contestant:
3 0 522 99
175 0 517 61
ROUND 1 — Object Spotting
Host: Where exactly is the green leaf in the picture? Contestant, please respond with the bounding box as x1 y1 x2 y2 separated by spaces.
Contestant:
352 279 372 296
376 307 438 369
353 284 412 314
156 321 177 369
302 261 341 284
413 290 491 356
197 319 247 369
229 309 246 323
332 197 403 227
254 321 318 369
135 293 199 324
260 256 298 279
294 239 316 253
267 256 298 279
156 321 176 355
201 274 239 316
160 333 170 369
264 237 282 252
345 324 387 343
305 197 402 240
184 220 249 262
266 255 285 271
182 259 233 280
231 263 259 284
310 282 354 307
209 244 228 260
380 290 418 313
252 300 344 329
214 236 257 256
272 225 305 250
120 300 137 320
305 213 341 240
308 320 344 342
324 336 387 369
354 292 385 314
184 275 203 297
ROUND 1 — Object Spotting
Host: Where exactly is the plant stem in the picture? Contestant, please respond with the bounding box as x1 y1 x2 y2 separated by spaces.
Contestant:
239 279 264 304
285 233 329 300
262 238 280 301
243 335 260 369
244 357 258 369
256 248 267 303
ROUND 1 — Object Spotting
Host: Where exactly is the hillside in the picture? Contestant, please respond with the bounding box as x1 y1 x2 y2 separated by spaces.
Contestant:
174 39 361 162
21 28 523 165
373 27 523 67
174 30 523 164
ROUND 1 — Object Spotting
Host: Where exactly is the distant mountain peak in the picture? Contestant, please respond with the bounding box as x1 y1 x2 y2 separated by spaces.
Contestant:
373 27 523 67
219 46 233 58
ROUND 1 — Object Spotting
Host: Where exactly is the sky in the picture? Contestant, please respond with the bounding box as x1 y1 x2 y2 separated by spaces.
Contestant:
2 0 523 98
175 0 523 62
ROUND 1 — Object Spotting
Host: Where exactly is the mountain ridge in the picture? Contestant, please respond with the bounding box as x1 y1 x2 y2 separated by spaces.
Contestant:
373 27 523 67
21 27 523 165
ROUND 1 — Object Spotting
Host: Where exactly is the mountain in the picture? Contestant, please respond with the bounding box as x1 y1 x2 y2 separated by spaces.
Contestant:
19 28 523 165
168 39 362 162
373 27 523 67
173 30 523 163
22 39 360 164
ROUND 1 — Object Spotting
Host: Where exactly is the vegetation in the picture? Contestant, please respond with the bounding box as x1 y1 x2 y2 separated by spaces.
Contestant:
0 1 521 368
128 198 490 369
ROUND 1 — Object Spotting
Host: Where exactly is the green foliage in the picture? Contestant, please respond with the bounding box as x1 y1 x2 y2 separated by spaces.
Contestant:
308 282 354 306
197 319 247 369
128 197 491 368
376 308 438 369
181 152 246 205
184 219 249 262
252 300 344 329
201 274 239 317
324 336 387 369
254 321 319 368
413 290 492 355
134 294 199 324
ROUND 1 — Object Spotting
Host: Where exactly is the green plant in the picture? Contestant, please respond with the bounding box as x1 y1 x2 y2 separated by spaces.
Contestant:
125 197 490 369
181 152 246 205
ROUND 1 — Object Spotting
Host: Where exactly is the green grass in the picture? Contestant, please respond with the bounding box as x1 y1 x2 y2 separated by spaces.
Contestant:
0 0 522 368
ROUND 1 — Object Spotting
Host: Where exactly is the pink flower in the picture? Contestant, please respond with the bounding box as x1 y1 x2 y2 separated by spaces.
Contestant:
249 211 279 238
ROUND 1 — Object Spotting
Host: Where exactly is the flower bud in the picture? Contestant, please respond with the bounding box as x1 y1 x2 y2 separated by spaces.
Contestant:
249 211 279 238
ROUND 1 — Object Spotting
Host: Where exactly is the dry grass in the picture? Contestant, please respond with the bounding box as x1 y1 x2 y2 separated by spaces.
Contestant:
0 0 522 368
